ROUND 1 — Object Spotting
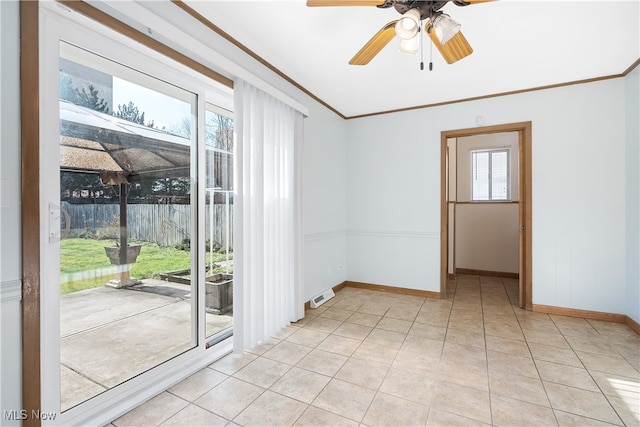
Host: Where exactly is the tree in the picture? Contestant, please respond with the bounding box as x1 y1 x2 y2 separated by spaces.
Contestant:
113 101 164 130
146 119 165 131
211 114 233 151
59 76 109 114
170 112 233 151
151 177 191 202
167 115 191 138
60 75 79 105
60 172 116 204
76 85 110 113
114 101 146 125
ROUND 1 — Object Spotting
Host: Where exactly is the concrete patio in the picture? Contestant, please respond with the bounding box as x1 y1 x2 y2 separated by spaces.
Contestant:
60 279 233 411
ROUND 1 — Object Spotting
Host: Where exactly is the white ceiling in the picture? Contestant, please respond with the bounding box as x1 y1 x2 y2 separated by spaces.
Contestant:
183 1 639 118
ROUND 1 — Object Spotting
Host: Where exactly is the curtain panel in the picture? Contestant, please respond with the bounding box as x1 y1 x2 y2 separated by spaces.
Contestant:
233 80 305 353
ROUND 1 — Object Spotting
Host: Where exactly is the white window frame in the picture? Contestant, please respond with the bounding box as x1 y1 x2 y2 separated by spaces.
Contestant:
39 3 233 426
470 148 511 201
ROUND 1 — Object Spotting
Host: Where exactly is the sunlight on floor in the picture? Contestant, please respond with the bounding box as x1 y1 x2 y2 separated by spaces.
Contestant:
608 377 640 422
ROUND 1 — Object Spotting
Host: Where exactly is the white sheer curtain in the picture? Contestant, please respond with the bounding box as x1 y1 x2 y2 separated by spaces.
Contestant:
233 79 305 353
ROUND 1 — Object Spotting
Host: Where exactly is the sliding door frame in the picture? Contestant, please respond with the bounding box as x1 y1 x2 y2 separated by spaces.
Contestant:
20 3 42 426
23 3 234 425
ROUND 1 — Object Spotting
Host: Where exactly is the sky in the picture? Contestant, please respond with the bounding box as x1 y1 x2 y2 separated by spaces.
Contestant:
112 77 192 132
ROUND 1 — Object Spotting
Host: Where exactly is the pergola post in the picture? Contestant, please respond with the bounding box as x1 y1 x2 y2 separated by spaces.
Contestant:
116 182 132 284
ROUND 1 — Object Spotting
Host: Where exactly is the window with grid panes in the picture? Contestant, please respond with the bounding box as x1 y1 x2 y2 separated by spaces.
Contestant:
471 149 510 201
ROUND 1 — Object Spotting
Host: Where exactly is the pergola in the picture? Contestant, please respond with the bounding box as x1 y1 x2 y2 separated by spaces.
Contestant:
59 100 191 285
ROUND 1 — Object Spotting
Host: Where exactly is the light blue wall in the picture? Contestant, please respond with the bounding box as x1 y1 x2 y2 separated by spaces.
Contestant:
303 108 348 299
346 110 441 291
0 0 23 425
346 78 632 317
625 65 640 324
0 0 21 283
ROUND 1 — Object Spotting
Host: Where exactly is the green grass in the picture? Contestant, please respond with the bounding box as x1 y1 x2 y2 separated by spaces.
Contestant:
60 275 118 295
60 238 232 294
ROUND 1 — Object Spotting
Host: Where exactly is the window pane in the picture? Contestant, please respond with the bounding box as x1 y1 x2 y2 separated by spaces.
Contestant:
491 151 508 200
472 151 489 200
471 149 510 201
59 45 197 411
205 106 234 339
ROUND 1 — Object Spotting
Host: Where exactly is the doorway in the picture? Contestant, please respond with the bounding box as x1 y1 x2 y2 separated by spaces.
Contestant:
440 122 532 309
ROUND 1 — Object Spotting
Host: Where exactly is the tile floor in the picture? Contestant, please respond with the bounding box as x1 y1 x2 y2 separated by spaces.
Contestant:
111 275 640 426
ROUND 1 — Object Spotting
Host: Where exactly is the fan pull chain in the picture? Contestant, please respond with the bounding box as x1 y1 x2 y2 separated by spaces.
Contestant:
429 35 433 71
419 24 424 71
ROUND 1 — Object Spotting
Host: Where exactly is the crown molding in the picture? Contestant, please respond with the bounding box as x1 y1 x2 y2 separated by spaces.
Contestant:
171 1 639 121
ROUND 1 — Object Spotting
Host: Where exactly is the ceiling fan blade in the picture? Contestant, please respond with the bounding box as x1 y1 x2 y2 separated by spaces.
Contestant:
307 0 387 6
349 21 397 65
427 29 473 64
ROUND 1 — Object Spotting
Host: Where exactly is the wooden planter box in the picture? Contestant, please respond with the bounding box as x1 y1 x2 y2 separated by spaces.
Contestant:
104 244 142 265
159 269 191 285
205 273 233 315
159 270 233 314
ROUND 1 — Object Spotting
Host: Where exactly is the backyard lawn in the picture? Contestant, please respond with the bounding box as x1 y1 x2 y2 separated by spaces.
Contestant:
60 238 232 294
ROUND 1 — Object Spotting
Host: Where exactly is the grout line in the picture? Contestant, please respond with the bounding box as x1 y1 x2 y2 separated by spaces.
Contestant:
507 277 562 426
478 275 494 427
122 278 636 426
553 322 629 425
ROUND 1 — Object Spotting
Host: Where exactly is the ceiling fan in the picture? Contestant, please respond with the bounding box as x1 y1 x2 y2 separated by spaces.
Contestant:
307 0 493 66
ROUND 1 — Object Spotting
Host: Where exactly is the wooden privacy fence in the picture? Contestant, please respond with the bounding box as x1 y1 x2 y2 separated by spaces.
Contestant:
61 202 233 248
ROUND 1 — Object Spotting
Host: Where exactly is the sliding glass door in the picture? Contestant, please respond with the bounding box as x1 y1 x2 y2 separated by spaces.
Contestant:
58 42 198 411
39 6 234 422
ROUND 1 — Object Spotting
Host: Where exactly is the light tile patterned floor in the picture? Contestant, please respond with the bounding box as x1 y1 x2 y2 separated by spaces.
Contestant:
112 275 640 426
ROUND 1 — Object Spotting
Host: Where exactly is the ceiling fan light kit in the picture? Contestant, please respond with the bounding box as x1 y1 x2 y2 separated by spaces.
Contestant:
429 12 461 45
398 34 420 55
307 0 492 66
395 8 421 39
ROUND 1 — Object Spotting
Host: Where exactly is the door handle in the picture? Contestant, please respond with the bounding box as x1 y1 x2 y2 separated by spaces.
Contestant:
49 202 70 243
